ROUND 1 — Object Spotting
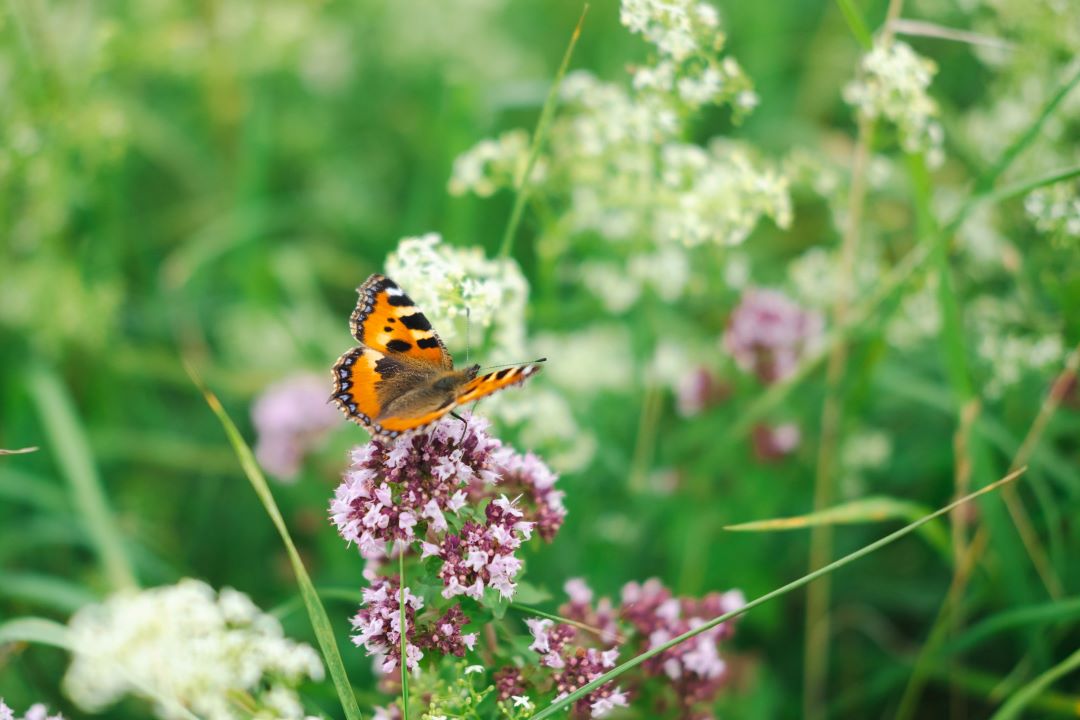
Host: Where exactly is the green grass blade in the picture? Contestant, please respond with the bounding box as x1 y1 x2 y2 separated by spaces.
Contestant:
834 0 873 49
529 468 1026 719
185 360 364 720
0 446 38 455
497 3 589 259
981 163 1080 208
0 617 71 648
948 598 1080 655
725 496 935 531
723 496 950 559
990 646 1080 720
0 571 99 613
975 62 1080 195
0 467 68 511
27 366 138 591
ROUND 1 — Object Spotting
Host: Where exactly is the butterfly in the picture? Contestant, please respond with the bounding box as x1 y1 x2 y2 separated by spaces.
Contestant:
330 274 544 437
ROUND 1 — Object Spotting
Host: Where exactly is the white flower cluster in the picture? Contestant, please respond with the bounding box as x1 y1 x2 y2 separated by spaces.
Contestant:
448 129 536 198
63 579 324 720
969 296 1066 399
449 0 789 270
621 0 757 112
1025 181 1080 240
0 701 62 720
548 72 789 249
844 39 945 167
384 233 528 361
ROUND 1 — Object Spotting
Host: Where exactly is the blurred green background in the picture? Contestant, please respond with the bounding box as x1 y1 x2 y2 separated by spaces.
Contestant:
2 0 1080 717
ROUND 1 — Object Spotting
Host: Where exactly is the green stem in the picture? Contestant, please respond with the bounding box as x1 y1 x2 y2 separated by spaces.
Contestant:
530 468 1026 719
400 549 410 720
990 647 1080 720
497 4 588 259
27 366 138 591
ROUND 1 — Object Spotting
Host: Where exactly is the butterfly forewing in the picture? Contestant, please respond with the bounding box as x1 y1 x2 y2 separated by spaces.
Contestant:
349 274 452 369
455 363 543 405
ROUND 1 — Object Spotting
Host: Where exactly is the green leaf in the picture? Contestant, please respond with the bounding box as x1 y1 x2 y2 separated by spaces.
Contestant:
724 496 951 560
185 361 364 720
990 646 1080 720
0 617 71 649
0 571 99 613
27 366 138 591
483 587 511 620
513 580 553 605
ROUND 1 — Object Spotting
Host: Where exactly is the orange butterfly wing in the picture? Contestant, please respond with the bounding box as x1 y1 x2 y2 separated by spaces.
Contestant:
350 274 451 369
330 346 386 428
374 363 544 435
454 363 544 406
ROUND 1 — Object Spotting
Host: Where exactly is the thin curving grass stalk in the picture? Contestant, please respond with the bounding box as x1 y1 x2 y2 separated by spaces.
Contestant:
185 360 364 720
497 4 589 260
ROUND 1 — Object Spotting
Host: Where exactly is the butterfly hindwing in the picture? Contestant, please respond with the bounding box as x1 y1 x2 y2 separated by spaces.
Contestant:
350 274 452 369
454 363 543 406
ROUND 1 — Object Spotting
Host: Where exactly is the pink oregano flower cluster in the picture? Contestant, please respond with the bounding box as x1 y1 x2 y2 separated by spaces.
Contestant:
510 578 744 719
724 287 823 384
331 414 565 671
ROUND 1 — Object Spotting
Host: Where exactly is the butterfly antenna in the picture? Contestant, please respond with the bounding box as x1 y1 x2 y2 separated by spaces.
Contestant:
464 307 471 365
478 357 547 372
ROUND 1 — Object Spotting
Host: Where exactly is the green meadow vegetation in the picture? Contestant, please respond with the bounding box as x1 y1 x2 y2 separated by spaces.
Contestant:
1 0 1079 718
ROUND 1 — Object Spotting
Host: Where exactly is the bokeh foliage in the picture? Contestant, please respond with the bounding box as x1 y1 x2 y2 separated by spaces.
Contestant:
2 0 1079 717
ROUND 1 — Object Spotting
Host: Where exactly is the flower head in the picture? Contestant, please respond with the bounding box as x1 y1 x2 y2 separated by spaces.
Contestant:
844 39 944 167
724 288 824 383
252 372 341 481
63 580 323 720
351 576 425 674
384 233 528 360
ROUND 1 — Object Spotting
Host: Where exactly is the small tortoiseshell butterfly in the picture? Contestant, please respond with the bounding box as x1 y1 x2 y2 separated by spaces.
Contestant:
331 274 543 437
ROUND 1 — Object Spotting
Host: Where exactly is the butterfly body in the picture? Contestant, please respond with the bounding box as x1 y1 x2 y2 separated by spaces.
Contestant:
331 274 541 437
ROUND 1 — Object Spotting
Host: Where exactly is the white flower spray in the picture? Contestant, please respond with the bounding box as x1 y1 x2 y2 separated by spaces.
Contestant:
63 580 324 720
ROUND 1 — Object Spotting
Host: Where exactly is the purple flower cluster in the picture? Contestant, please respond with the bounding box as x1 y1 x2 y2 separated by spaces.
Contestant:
330 416 504 557
332 414 563 670
621 579 745 710
752 422 801 460
350 577 425 674
723 288 824 384
518 578 743 718
252 372 341 481
477 450 567 542
425 495 533 600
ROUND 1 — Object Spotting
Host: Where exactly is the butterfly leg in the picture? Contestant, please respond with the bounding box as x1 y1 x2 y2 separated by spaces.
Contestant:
450 411 469 444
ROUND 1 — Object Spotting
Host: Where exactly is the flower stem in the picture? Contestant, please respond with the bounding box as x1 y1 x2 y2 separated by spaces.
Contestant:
400 549 410 720
497 4 588 260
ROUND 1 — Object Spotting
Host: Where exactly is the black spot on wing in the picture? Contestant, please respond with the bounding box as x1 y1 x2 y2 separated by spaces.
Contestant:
388 293 414 307
494 368 514 380
374 356 404 378
386 339 413 353
399 313 432 331
416 337 441 350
